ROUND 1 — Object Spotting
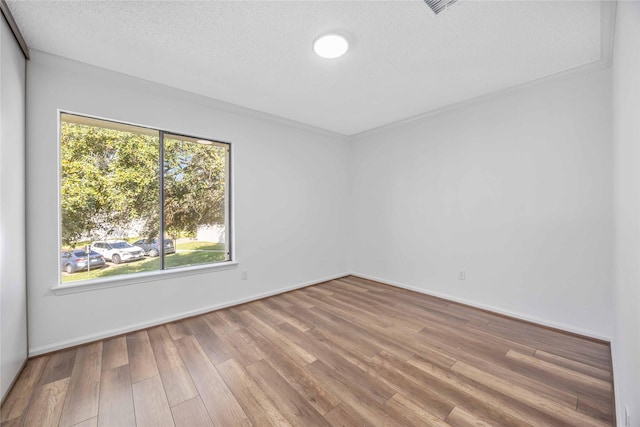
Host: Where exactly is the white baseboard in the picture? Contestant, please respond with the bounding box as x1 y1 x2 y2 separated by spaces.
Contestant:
609 340 623 425
28 272 349 356
1 358 28 405
350 272 612 342
29 270 611 356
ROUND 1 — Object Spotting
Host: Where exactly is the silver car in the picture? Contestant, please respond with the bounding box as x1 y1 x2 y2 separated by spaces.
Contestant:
132 238 176 257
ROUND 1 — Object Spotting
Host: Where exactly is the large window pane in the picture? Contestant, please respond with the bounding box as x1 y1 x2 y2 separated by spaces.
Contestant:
163 134 230 268
60 114 160 282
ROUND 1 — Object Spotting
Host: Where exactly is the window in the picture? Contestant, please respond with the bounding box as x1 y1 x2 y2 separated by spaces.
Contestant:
60 113 231 284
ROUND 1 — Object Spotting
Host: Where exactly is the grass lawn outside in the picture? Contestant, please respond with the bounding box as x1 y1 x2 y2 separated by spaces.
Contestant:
60 241 227 283
174 241 225 251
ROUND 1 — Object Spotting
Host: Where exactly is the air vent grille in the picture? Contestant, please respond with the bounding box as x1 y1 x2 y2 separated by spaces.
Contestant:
423 0 458 15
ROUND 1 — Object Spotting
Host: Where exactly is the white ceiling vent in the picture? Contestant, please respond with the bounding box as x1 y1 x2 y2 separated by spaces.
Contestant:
423 0 459 16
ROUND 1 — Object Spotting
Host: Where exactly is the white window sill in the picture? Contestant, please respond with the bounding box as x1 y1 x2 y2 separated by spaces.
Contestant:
51 261 239 295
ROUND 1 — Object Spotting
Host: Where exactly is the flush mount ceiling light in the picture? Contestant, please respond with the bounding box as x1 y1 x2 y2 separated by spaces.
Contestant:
313 34 349 59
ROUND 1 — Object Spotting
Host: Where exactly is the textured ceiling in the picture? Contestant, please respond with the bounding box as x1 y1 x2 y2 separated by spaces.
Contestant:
7 1 608 136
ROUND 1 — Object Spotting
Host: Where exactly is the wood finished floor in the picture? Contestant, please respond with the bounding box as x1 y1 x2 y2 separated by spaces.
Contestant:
1 276 614 427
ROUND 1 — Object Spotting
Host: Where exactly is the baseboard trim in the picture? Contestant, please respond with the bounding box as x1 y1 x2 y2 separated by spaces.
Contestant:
1 358 28 406
28 272 349 356
350 272 612 343
29 270 611 356
609 339 620 426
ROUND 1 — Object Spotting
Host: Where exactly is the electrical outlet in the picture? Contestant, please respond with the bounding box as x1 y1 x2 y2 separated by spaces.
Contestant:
625 405 631 427
458 270 466 280
241 271 248 280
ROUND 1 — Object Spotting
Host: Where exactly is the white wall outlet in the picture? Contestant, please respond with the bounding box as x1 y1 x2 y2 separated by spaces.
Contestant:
458 270 466 280
625 405 630 427
241 271 249 280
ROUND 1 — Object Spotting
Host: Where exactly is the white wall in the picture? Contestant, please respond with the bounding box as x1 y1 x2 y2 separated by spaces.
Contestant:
612 2 640 425
0 16 27 399
26 51 349 354
350 68 614 339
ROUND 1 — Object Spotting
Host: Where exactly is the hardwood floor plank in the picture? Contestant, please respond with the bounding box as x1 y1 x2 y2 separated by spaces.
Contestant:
276 323 396 406
359 284 451 313
506 349 612 395
39 348 77 385
450 361 609 427
385 393 450 426
325 292 425 332
364 353 456 420
0 356 48 422
535 349 612 382
289 306 381 358
305 359 402 427
283 291 321 310
256 299 312 332
183 316 231 365
405 354 546 426
241 326 340 415
311 292 395 330
279 291 314 308
147 326 198 407
262 294 292 310
216 309 247 330
420 319 523 360
98 365 135 427
72 417 97 427
277 304 319 332
58 342 102 427
398 325 579 408
446 406 493 427
216 358 293 427
577 396 615 424
174 336 250 426
22 378 69 427
332 277 374 293
166 321 191 341
0 418 22 427
478 319 611 370
442 302 505 325
374 325 457 369
409 308 538 357
171 397 214 427
248 300 288 327
296 285 330 299
202 313 264 365
323 404 363 427
239 310 317 365
246 360 330 427
132 375 174 427
127 330 159 384
309 305 415 360
303 327 410 399
101 336 128 371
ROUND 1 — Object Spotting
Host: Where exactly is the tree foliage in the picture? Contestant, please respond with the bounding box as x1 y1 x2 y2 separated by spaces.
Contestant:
164 138 226 238
61 121 227 247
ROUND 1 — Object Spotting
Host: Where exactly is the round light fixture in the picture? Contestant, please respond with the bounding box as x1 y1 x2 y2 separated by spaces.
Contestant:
313 34 349 59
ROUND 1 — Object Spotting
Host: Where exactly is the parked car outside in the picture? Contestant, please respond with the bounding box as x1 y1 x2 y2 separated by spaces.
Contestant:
91 240 145 264
132 238 176 257
61 249 106 274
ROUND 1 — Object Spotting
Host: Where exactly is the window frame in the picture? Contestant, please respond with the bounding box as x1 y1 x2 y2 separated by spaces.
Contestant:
53 110 237 295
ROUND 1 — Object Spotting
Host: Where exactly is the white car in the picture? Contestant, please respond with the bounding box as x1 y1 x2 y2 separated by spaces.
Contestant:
91 240 145 264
